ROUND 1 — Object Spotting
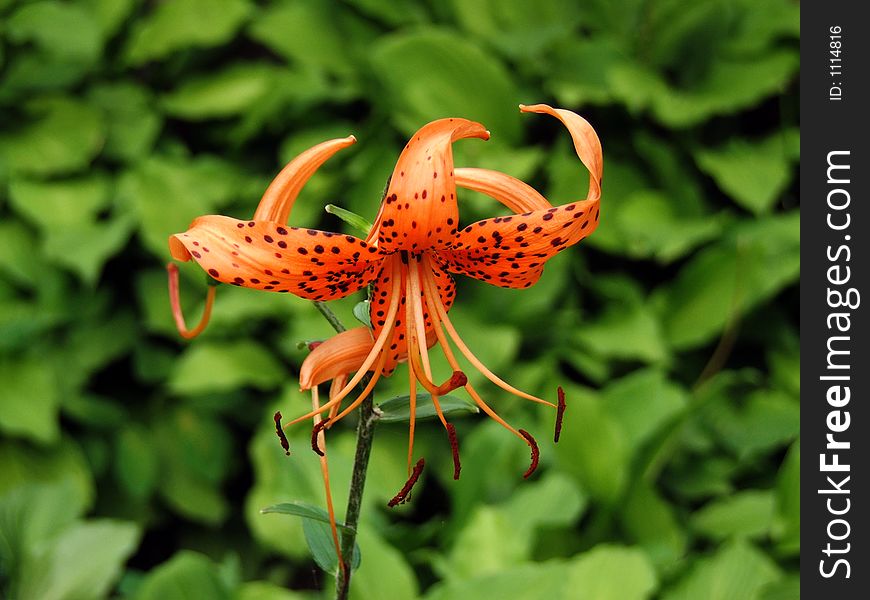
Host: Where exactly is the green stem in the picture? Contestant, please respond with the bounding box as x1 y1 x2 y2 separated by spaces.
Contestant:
311 301 377 600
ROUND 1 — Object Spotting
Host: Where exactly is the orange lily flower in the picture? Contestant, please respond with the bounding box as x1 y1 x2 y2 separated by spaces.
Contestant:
168 103 601 509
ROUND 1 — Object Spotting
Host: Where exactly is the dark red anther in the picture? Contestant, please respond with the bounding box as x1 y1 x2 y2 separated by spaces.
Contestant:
436 370 468 395
554 386 566 443
446 423 461 480
307 340 323 351
311 419 330 456
519 429 539 479
388 458 425 507
274 411 290 456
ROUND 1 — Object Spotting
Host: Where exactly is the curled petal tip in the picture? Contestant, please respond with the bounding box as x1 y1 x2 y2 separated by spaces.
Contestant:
168 236 192 261
346 134 357 143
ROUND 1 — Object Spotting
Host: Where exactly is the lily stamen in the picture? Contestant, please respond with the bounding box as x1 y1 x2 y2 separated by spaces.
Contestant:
419 256 555 409
555 386 566 443
273 411 290 456
311 418 330 456
518 429 540 478
311 387 344 574
388 458 425 508
166 263 216 339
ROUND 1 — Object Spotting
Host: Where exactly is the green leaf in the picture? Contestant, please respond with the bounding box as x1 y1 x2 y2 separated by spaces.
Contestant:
5 1 102 64
370 29 521 141
565 545 658 600
609 51 798 128
0 438 95 511
161 63 295 120
261 501 354 534
602 370 688 454
353 300 373 328
622 482 687 569
0 97 104 176
771 440 799 556
692 490 775 541
115 426 160 500
169 340 285 395
8 175 111 231
134 551 232 600
0 357 59 444
326 204 373 235
125 0 253 65
118 155 252 257
449 0 582 59
247 0 354 78
695 130 799 214
302 511 361 575
586 189 725 263
699 389 799 459
344 527 418 600
17 520 140 600
236 581 311 600
88 83 163 162
553 386 629 504
424 562 569 600
377 393 479 423
662 540 781 600
658 212 800 350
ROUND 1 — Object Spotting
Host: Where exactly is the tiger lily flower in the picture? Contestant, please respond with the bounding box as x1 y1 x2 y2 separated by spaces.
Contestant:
169 104 601 505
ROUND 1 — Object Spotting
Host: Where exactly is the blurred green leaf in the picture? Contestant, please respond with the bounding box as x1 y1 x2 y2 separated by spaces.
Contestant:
622 482 687 569
88 83 163 162
378 393 479 423
0 97 104 176
602 370 688 453
125 0 253 65
662 540 781 600
370 29 520 141
169 340 285 395
700 389 799 459
247 0 353 78
658 212 800 349
771 440 799 556
0 357 59 444
5 1 102 64
134 551 232 600
565 545 658 600
353 300 373 328
17 520 140 600
346 527 418 600
162 63 298 120
692 490 774 541
553 386 629 504
119 154 251 256
115 426 160 500
449 0 582 58
425 561 567 600
695 130 799 214
8 174 110 230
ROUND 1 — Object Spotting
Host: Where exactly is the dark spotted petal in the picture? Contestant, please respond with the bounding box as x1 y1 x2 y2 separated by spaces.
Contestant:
440 200 599 288
169 216 382 300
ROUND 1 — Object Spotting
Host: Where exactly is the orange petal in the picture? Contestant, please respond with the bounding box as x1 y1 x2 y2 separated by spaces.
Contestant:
440 199 599 288
440 105 603 289
169 216 381 300
300 327 375 389
519 104 602 202
254 136 357 225
376 119 489 253
454 167 551 213
370 254 456 376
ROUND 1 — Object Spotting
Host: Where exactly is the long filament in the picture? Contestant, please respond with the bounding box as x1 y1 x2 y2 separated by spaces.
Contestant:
167 263 216 339
285 257 402 426
420 256 555 408
311 387 345 574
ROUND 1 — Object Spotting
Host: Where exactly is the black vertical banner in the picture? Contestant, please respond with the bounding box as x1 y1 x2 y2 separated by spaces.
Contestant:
802 2 869 597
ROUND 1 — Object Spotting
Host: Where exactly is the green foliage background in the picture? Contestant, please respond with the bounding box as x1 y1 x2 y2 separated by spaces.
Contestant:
0 0 799 598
